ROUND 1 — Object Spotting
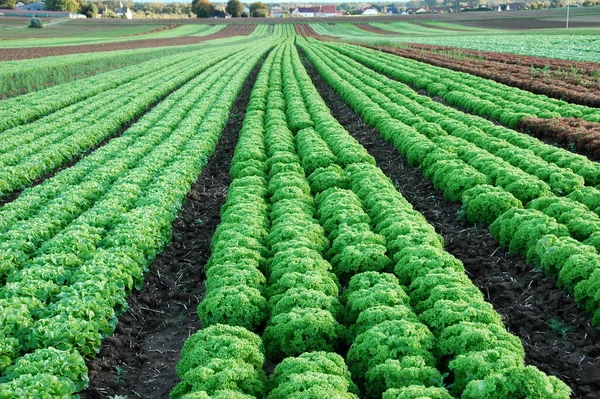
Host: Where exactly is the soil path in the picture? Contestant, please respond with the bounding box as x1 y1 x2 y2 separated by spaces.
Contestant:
301 49 600 399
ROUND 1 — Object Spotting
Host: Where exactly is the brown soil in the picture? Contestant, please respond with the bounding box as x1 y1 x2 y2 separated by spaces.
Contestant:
354 23 399 35
0 24 255 61
518 117 600 161
412 21 471 31
123 23 181 37
301 49 600 399
80 60 261 399
294 23 338 40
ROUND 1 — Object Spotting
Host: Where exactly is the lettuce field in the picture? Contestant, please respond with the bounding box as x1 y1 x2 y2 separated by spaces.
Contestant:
0 16 599 399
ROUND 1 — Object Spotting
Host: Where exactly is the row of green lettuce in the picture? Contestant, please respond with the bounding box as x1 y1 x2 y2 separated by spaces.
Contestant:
172 39 569 399
0 42 275 397
0 48 236 199
330 42 600 125
301 38 600 327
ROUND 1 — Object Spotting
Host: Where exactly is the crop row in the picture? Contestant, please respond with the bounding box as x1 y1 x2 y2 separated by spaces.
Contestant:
366 44 600 107
0 42 273 397
174 40 569 399
328 42 600 125
0 48 240 198
0 44 215 99
0 49 222 132
300 38 600 327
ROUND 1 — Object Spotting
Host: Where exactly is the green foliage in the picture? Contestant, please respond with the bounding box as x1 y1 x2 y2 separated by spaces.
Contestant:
448 348 523 394
461 185 522 225
420 300 503 336
365 357 444 399
191 0 215 17
172 358 266 399
436 322 524 359
394 245 464 286
263 308 346 360
198 285 267 330
0 373 77 398
27 18 43 29
268 352 357 395
382 386 454 399
462 366 570 399
347 320 435 384
351 305 418 338
45 0 81 11
249 1 269 17
307 165 347 194
0 0 16 8
225 0 244 16
172 325 265 399
267 372 357 399
80 2 98 18
269 288 343 319
176 324 264 377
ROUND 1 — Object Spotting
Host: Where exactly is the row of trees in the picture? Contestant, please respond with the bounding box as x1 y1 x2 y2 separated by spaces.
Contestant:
191 0 268 18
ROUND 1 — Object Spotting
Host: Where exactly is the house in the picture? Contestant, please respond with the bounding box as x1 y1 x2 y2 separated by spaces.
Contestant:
314 5 335 17
116 2 132 19
19 2 45 11
15 1 24 7
270 6 283 17
415 7 429 13
362 8 378 15
292 7 315 17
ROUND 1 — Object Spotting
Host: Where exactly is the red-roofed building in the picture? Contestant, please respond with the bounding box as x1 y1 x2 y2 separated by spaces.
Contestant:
292 5 336 17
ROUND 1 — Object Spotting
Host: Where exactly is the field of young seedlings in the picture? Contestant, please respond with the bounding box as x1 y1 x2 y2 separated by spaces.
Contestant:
0 17 599 399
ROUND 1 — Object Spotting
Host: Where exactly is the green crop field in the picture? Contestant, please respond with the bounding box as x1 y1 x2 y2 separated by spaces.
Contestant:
0 13 599 399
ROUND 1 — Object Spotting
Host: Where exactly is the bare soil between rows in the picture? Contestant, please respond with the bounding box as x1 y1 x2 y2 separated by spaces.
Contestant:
80 60 260 399
301 50 600 399
0 25 254 61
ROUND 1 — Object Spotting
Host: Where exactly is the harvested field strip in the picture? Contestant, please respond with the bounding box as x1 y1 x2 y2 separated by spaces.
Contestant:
517 117 600 162
294 23 338 40
0 24 256 61
0 50 231 198
354 23 399 35
301 50 600 397
365 43 600 107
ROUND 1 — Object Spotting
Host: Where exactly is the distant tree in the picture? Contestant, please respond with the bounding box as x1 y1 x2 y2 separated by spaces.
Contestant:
225 0 243 16
46 0 82 11
424 0 438 9
28 17 43 27
80 2 98 17
0 0 17 9
192 0 215 17
249 1 267 16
